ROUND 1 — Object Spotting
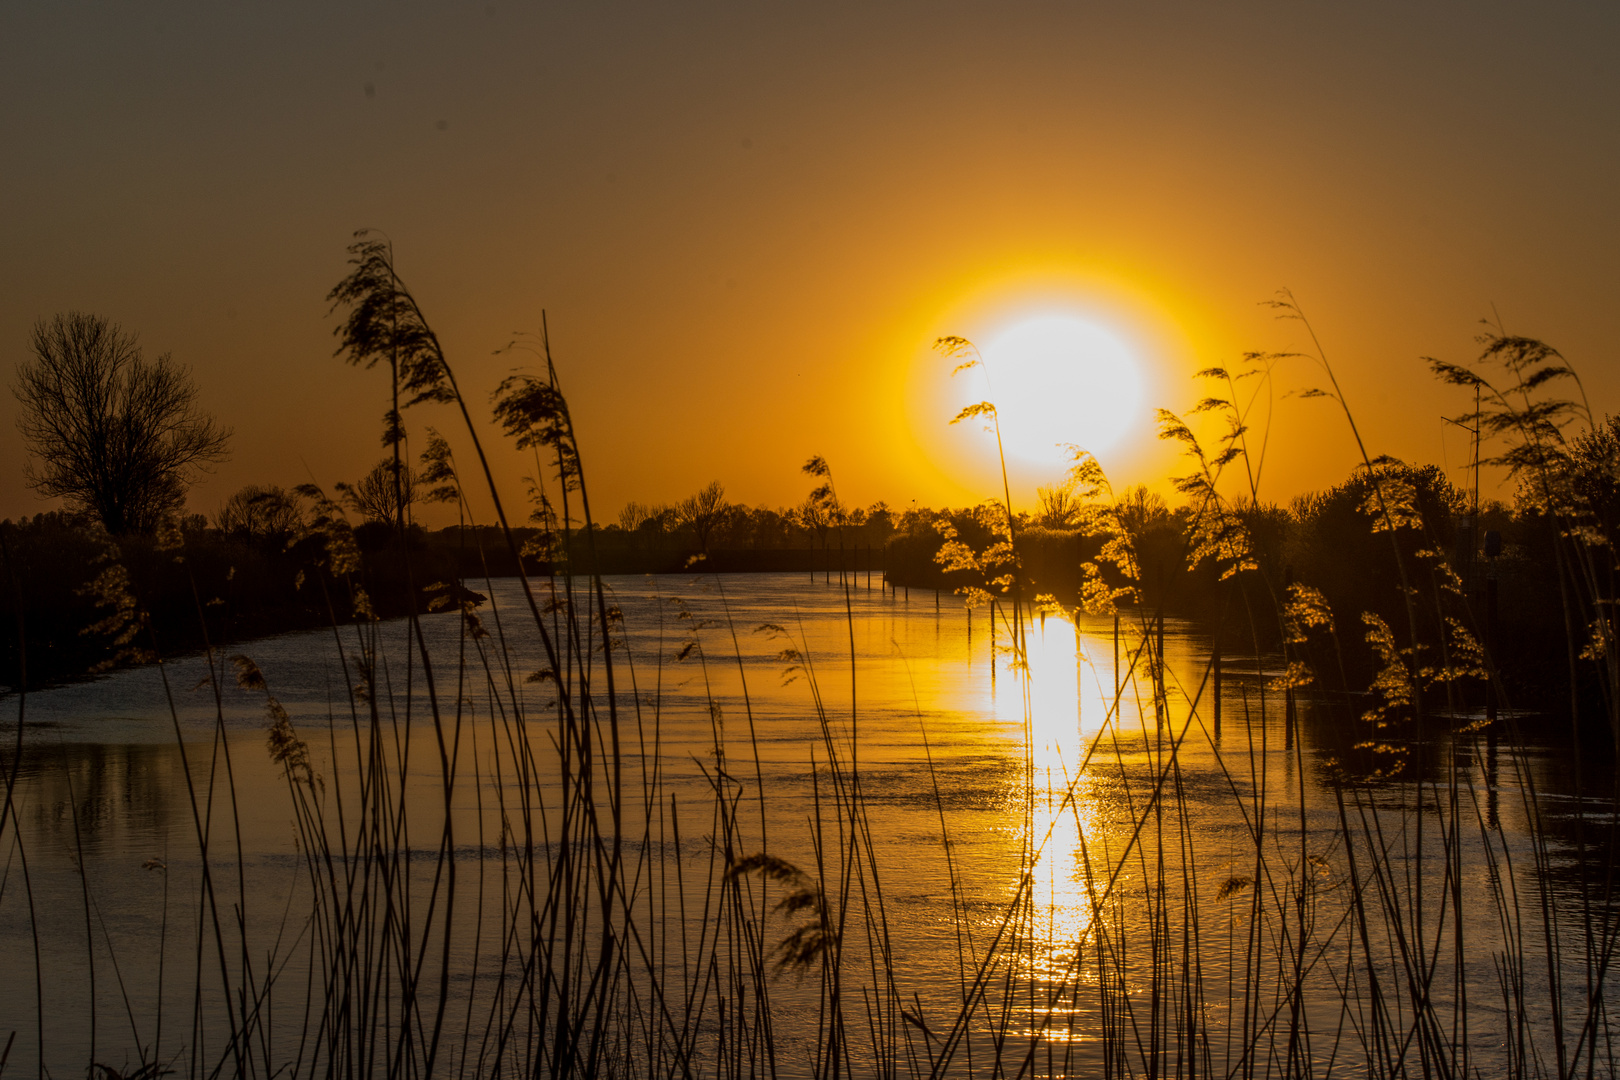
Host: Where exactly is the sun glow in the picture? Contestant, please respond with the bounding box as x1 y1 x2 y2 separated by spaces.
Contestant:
903 269 1195 503
973 313 1146 469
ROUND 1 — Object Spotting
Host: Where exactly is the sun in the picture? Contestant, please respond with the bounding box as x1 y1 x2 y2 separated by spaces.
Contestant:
969 312 1146 468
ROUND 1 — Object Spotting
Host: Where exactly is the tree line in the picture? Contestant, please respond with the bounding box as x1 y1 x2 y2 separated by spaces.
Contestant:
8 308 1620 730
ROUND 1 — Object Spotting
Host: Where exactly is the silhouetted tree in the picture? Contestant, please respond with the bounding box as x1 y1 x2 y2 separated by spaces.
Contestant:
1112 485 1182 608
618 500 666 532
12 312 230 534
737 505 796 549
339 459 419 524
1564 415 1620 549
1285 461 1464 676
214 484 303 542
674 480 731 553
1034 483 1081 528
798 492 836 551
863 502 896 547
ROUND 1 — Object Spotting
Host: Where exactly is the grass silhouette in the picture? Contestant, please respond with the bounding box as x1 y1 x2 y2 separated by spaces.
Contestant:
0 253 1615 1078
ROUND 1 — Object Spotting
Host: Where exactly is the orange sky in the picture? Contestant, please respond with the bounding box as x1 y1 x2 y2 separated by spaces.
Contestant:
2 2 1616 526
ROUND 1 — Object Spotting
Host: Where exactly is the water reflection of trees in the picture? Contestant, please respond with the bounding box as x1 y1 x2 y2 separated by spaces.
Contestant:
17 742 188 854
1298 693 1620 911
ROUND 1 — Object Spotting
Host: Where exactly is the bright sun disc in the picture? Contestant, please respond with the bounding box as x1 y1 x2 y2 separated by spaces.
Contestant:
976 313 1145 466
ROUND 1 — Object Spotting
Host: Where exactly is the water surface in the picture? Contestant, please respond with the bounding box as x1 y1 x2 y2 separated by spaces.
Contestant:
1 572 1609 1077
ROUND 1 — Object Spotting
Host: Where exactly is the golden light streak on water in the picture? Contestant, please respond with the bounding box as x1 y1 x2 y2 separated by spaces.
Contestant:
979 611 1132 990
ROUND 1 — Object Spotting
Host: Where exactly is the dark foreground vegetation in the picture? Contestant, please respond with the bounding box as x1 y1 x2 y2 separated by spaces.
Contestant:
2 242 1617 1077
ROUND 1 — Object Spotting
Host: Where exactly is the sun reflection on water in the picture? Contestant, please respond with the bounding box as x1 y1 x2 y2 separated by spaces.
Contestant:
980 610 1132 996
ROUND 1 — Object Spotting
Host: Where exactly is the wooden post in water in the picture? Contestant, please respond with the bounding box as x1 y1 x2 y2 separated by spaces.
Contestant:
1212 638 1222 738
867 545 872 591
1076 629 1084 733
1486 724 1500 830
1155 607 1166 729
1113 612 1120 701
1284 565 1296 742
990 601 997 683
1486 566 1499 722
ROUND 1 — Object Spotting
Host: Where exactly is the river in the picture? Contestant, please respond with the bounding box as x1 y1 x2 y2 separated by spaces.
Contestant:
0 571 1612 1077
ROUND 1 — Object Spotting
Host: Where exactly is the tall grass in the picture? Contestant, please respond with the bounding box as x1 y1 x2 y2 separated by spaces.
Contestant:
0 259 1615 1078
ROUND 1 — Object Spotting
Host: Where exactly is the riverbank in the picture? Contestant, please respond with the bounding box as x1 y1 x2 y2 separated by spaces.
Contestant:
0 514 465 691
0 514 900 691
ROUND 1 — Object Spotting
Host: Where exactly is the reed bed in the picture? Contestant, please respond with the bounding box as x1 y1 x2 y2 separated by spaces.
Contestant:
0 255 1614 1079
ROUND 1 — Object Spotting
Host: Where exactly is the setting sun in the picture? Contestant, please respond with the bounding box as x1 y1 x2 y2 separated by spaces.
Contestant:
974 312 1146 468
4 3 1615 1074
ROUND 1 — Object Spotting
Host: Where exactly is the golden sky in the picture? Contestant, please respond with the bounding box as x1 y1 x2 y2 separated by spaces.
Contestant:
2 2 1616 525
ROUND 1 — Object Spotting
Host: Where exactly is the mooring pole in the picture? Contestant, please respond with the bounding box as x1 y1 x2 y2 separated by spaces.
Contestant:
1213 638 1222 738
1486 569 1499 722
1077 630 1084 732
1486 724 1500 830
1113 611 1120 701
1155 607 1165 729
991 601 997 683
1284 565 1296 742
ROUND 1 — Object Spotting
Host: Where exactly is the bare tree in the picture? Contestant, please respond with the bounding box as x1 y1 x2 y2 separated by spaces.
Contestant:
214 484 303 541
617 500 664 532
797 491 836 550
12 312 230 534
1034 483 1081 528
338 459 419 524
673 481 731 553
